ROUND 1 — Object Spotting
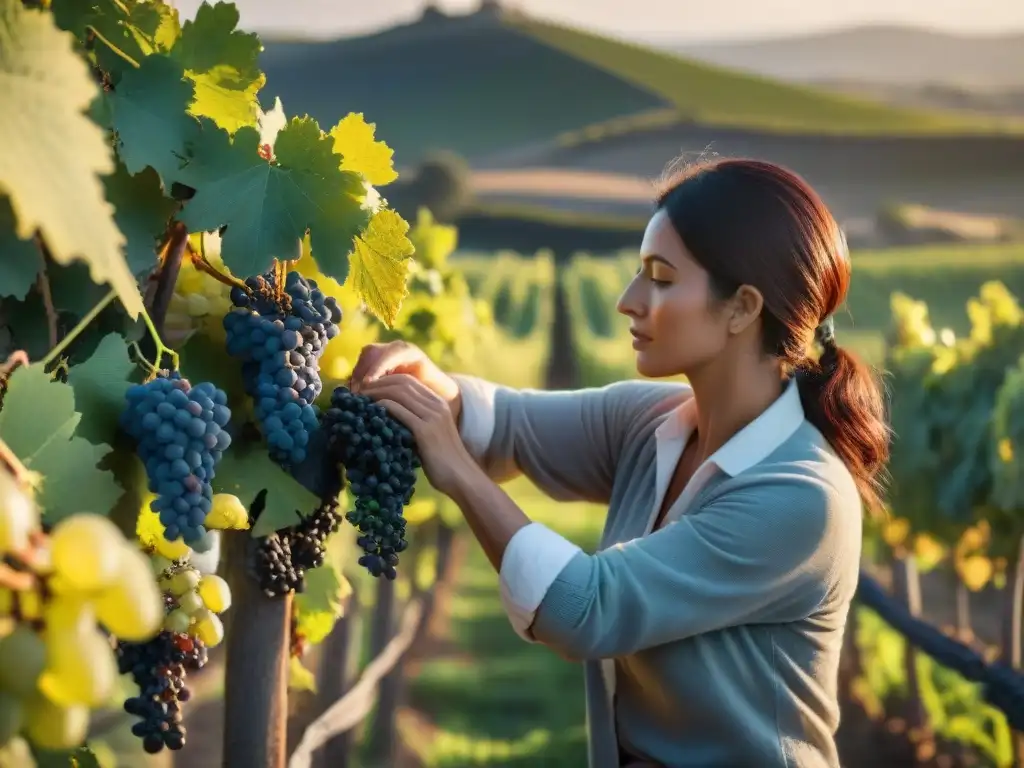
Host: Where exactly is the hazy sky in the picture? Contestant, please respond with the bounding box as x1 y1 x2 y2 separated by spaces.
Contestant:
168 0 1022 41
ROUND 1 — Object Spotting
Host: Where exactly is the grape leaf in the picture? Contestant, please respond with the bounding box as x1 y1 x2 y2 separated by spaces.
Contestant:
344 209 415 327
107 54 199 184
0 195 41 300
175 117 368 279
0 0 144 318
212 442 317 536
294 562 350 645
50 0 181 81
171 1 264 133
104 163 176 276
0 363 120 522
330 113 398 187
66 332 136 446
288 655 316 693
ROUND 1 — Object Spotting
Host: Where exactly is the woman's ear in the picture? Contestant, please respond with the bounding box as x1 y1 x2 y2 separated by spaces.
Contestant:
727 285 764 336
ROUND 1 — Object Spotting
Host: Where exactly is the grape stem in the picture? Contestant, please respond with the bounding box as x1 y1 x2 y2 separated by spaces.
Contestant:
138 307 179 374
33 239 58 349
39 288 118 369
0 437 32 489
187 235 248 292
86 24 140 69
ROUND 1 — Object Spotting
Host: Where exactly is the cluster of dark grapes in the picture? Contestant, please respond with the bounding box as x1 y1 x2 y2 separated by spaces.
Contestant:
322 386 419 580
251 498 344 598
251 531 303 598
120 372 231 548
117 632 208 754
223 270 341 468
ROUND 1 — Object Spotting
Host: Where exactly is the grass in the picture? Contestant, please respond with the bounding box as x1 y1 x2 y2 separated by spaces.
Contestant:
405 478 602 768
258 9 1020 165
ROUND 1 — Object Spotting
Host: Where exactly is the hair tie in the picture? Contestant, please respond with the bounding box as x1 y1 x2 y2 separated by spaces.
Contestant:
815 316 836 351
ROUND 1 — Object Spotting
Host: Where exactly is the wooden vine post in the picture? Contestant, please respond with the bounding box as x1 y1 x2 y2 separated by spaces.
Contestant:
222 530 292 768
1002 535 1024 767
314 587 363 768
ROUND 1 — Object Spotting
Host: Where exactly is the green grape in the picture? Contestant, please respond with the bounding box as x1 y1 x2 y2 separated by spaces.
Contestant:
150 554 174 576
177 590 203 616
192 610 224 648
168 568 201 596
163 608 192 634
0 469 38 556
22 695 88 750
40 608 117 707
49 515 124 592
197 574 231 614
93 547 163 642
0 626 46 697
0 691 24 746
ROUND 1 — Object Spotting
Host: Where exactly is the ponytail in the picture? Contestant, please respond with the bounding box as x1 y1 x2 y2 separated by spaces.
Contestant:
796 340 891 516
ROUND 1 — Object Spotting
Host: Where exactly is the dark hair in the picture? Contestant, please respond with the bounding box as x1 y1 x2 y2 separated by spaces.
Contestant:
655 158 890 514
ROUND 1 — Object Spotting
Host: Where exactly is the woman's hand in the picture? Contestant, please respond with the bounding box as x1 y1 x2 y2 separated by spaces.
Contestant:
349 340 462 424
360 374 475 497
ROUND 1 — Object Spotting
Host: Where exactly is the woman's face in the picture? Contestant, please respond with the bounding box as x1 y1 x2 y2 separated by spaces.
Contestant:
616 209 735 379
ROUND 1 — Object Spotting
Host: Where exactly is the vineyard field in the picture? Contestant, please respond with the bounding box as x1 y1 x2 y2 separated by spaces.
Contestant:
455 241 1024 383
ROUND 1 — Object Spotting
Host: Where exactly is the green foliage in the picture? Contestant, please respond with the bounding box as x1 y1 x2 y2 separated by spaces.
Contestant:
853 609 1013 766
885 282 1024 551
0 363 120 523
174 117 369 279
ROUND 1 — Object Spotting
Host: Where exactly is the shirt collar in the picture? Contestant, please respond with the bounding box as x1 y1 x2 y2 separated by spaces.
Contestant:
654 378 805 477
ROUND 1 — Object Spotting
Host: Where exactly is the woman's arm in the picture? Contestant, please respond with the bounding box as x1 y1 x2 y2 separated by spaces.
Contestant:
449 467 856 660
352 340 688 506
449 374 685 504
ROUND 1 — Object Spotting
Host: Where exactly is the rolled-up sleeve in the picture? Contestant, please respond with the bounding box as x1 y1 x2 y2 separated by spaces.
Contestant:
451 374 687 505
518 478 847 661
498 522 583 642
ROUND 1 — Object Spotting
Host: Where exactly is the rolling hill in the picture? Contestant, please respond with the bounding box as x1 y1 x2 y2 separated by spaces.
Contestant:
258 7 1018 167
671 26 1024 90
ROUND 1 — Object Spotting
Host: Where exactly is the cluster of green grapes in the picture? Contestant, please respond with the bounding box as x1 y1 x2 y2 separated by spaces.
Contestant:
886 282 1024 553
164 234 234 348
154 560 230 647
0 469 164 752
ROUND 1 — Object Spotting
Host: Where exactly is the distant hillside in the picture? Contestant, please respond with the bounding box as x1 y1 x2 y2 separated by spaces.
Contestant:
673 25 1024 90
258 9 1014 166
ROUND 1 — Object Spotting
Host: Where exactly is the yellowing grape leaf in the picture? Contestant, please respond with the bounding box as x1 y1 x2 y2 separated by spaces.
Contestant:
0 0 143 318
66 333 136 446
294 563 349 645
345 209 415 328
175 117 368 279
0 363 120 522
171 1 265 134
0 195 41 300
329 113 398 187
107 54 199 184
288 656 316 693
104 163 177 276
212 441 317 536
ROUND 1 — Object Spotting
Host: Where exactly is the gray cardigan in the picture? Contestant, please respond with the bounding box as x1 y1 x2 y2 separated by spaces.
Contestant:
452 374 862 768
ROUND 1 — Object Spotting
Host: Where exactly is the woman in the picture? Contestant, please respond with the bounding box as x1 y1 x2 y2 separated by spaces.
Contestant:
349 158 890 768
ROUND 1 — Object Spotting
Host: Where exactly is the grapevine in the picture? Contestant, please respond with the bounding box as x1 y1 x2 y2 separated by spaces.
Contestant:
0 0 435 761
